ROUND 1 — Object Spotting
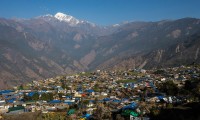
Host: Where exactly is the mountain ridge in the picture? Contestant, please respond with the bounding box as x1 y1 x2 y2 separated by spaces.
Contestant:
0 14 200 89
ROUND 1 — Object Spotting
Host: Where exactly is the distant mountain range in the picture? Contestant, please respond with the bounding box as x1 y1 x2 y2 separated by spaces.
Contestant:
0 12 200 88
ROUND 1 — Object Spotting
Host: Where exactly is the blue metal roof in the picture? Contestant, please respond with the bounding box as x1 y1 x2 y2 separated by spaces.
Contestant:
0 90 14 95
122 102 137 110
112 99 121 103
49 100 61 103
103 98 111 101
27 92 36 97
86 89 94 93
7 98 16 103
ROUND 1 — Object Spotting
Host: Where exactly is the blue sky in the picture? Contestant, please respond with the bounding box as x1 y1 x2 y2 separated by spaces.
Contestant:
0 0 199 25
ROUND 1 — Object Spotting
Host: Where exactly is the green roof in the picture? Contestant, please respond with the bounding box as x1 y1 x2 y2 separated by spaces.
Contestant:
9 106 25 112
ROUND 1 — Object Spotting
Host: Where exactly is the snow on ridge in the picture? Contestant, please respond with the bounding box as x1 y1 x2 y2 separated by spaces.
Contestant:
54 12 80 26
38 12 96 27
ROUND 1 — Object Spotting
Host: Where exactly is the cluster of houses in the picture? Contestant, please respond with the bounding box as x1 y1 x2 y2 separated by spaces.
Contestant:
0 65 199 119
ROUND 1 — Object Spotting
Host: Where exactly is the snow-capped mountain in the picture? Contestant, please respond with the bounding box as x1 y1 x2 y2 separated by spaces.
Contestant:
35 12 120 36
54 12 83 26
37 12 96 27
1 16 200 89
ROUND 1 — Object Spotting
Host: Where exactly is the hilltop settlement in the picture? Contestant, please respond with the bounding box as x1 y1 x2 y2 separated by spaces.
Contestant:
0 64 200 120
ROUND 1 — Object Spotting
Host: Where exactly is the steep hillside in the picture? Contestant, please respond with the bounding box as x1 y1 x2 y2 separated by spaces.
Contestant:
93 18 200 70
0 14 200 89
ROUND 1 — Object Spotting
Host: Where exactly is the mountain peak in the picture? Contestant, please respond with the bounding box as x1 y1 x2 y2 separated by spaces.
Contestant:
37 12 96 27
54 12 81 26
54 12 67 17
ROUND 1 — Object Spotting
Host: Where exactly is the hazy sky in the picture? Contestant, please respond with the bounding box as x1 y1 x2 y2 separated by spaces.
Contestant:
0 0 199 25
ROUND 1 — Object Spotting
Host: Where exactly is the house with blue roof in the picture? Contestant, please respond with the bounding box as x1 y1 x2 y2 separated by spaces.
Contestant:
103 98 111 102
66 96 72 99
27 92 36 97
112 99 121 103
86 89 95 96
0 90 14 95
49 100 61 104
7 98 16 103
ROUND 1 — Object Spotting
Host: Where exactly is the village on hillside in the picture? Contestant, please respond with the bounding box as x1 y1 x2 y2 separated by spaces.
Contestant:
0 64 200 120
